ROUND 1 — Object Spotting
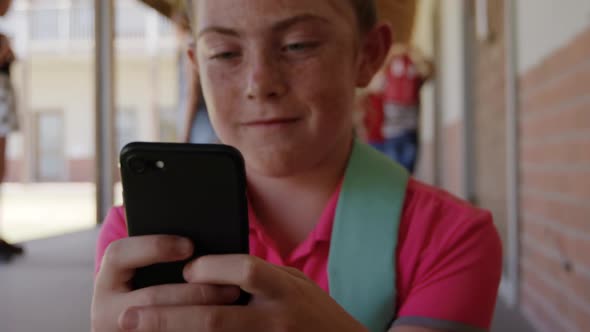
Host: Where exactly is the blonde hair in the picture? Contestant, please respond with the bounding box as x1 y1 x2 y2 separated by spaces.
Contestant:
184 0 377 35
350 0 378 34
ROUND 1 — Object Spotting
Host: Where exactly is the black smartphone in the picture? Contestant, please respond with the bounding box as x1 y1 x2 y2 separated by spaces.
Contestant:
120 142 250 300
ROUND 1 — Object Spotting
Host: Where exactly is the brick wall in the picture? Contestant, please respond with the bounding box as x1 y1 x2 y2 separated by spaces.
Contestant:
519 27 590 332
4 159 23 182
4 158 95 183
68 159 95 182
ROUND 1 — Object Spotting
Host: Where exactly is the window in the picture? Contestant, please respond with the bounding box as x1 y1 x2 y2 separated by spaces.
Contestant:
116 108 138 154
34 111 65 182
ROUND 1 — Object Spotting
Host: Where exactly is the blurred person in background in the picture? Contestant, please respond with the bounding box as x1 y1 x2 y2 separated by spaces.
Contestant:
379 44 433 173
173 7 218 144
0 0 23 260
358 68 386 151
183 49 218 143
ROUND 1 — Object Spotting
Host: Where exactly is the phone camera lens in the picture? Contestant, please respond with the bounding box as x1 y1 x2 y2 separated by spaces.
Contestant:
128 157 147 174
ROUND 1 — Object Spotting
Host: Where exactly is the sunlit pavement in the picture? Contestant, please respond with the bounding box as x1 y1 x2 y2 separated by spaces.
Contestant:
0 183 124 242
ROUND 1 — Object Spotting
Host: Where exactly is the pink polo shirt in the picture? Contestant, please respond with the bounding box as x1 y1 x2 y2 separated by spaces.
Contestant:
95 178 502 331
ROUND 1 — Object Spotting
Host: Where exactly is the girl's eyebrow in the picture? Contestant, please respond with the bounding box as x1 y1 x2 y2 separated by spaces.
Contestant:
197 13 330 40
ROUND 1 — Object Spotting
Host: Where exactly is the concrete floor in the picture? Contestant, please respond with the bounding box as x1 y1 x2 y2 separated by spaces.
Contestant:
0 229 536 332
0 229 96 332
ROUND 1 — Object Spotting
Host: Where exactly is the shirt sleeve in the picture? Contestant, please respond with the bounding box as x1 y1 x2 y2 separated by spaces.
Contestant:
95 206 128 275
395 210 503 331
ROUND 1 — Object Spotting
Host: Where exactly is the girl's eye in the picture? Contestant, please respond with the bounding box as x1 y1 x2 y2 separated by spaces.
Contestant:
282 42 319 53
211 51 240 60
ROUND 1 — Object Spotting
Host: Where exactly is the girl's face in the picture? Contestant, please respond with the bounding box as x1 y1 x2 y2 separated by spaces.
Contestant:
193 0 383 177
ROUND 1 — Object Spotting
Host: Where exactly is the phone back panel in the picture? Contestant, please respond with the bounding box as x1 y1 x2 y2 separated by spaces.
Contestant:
120 143 249 289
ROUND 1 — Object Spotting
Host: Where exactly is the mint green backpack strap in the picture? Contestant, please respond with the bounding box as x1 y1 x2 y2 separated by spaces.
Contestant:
328 141 410 332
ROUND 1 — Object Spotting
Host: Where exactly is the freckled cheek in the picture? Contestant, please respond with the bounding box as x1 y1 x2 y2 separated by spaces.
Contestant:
293 67 355 124
202 68 243 118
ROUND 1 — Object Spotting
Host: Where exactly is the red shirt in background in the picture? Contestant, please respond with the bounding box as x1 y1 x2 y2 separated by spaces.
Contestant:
362 93 385 143
384 54 424 106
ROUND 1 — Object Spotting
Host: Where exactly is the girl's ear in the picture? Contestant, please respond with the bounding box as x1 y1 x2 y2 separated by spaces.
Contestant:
356 23 393 88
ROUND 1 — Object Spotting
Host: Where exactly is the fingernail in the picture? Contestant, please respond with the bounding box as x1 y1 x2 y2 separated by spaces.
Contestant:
121 309 139 331
183 261 194 281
